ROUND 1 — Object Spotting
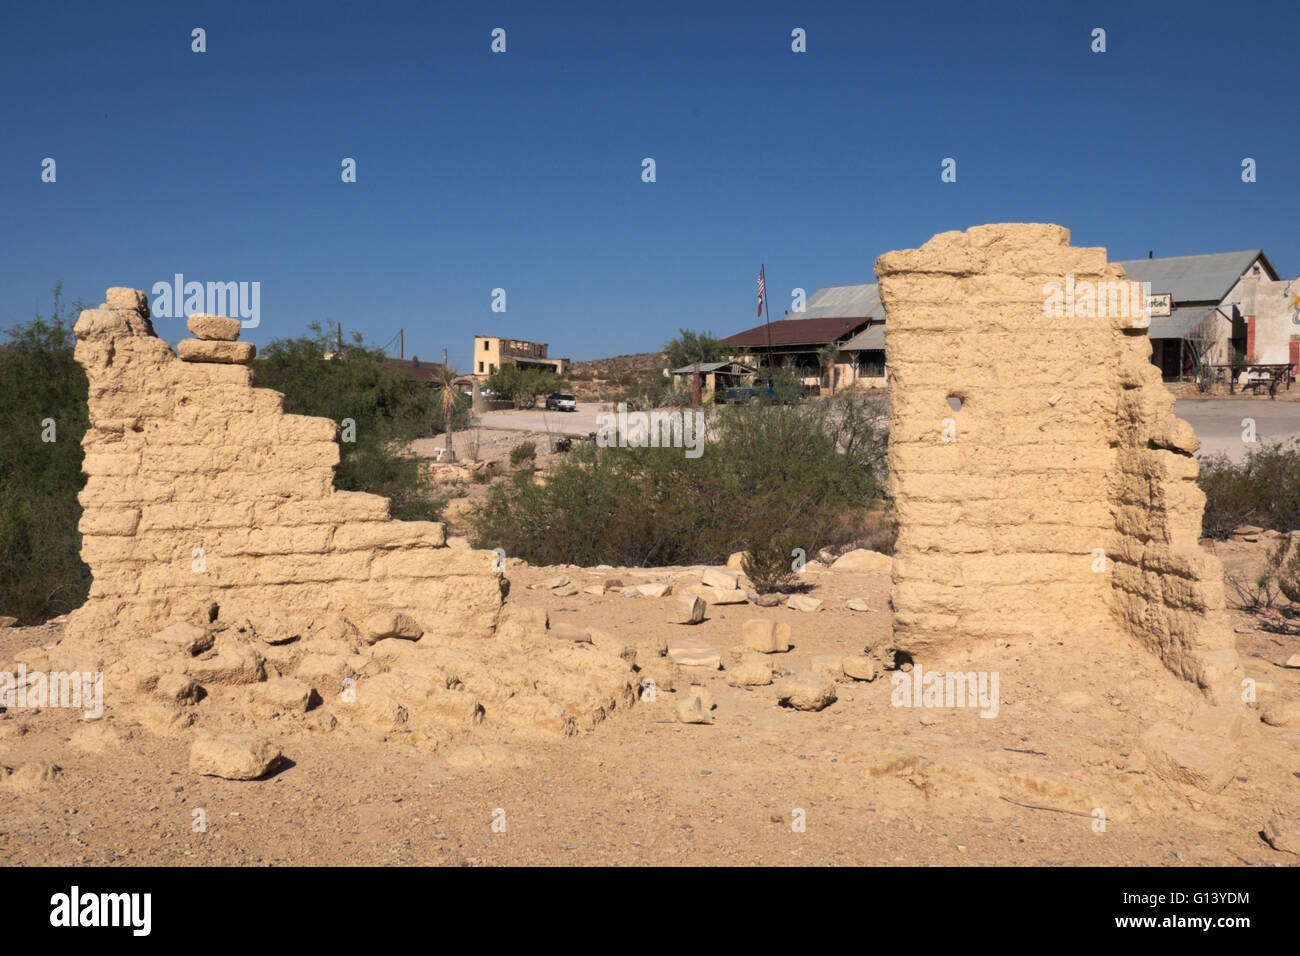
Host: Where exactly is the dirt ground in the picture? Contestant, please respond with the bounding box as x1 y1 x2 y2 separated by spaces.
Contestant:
1 538 1298 867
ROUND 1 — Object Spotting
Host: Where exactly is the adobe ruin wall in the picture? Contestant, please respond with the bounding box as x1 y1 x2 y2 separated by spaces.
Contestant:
877 224 1241 703
65 288 504 643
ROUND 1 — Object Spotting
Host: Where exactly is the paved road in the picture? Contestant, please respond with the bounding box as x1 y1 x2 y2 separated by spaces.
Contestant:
1175 399 1300 462
469 397 1298 463
473 402 603 436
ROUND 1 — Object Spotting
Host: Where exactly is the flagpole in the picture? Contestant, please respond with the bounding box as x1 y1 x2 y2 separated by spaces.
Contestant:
761 264 775 371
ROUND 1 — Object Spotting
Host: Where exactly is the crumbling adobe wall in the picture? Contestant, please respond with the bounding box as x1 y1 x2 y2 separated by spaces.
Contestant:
1108 312 1239 699
66 287 503 641
877 224 1240 702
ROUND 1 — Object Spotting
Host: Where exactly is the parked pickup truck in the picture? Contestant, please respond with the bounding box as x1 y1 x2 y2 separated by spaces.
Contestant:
721 378 805 404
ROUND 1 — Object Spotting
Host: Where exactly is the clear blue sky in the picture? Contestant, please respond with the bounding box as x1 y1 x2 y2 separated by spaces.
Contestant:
2 0 1296 371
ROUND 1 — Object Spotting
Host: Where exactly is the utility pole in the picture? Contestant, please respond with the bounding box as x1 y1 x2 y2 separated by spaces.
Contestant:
400 328 404 360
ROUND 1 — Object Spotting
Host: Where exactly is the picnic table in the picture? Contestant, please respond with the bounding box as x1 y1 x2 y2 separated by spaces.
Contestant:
1209 363 1295 396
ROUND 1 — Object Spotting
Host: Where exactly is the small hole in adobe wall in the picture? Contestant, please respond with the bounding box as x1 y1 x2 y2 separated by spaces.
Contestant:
947 395 963 413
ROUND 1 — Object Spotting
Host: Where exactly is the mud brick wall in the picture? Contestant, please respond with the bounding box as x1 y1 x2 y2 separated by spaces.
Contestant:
876 225 1239 701
1108 327 1239 698
67 288 503 641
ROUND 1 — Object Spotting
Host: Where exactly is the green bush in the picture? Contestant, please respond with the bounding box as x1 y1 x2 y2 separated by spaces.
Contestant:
663 329 730 371
467 391 888 567
1271 534 1300 605
741 532 802 594
1227 532 1300 616
484 364 566 409
615 369 676 411
256 326 463 520
509 441 536 467
0 286 92 623
1199 440 1300 539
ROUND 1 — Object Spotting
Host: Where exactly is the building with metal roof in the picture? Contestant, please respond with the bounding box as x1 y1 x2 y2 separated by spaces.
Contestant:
1115 250 1276 305
720 283 887 391
1115 250 1284 379
717 249 1293 390
669 360 757 401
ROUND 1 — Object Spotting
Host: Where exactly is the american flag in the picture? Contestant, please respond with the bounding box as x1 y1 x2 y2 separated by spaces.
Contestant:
757 268 766 317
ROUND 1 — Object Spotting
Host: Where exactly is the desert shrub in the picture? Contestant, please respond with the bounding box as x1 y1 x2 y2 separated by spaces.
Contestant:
764 365 807 404
741 531 803 593
663 329 729 371
467 391 888 567
818 503 897 557
613 367 676 411
0 286 93 623
1268 533 1300 606
252 325 459 521
1226 533 1300 625
1199 440 1300 539
1227 568 1281 612
509 441 536 467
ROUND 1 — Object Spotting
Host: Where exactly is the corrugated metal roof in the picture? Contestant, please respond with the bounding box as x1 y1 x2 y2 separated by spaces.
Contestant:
1115 250 1271 304
840 324 885 350
721 283 886 350
1147 306 1221 341
797 283 888 320
670 361 756 375
721 316 871 349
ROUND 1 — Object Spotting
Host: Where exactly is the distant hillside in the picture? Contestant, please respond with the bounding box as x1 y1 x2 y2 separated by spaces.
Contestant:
568 352 666 378
565 352 667 401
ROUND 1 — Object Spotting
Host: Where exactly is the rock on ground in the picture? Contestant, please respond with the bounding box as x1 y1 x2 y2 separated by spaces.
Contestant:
189 734 282 780
702 568 740 590
669 595 706 625
726 653 774 686
830 549 892 573
787 595 823 613
675 688 714 724
743 619 791 653
1263 816 1300 854
776 674 837 712
842 656 878 681
667 636 721 669
1139 707 1243 793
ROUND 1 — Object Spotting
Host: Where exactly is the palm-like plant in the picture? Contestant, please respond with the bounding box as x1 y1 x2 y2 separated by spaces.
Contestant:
817 342 840 395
